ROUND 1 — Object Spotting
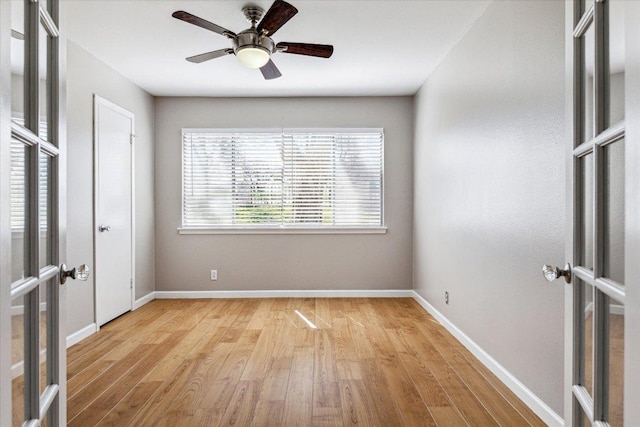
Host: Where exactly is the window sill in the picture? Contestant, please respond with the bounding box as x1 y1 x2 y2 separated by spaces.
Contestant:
177 226 388 235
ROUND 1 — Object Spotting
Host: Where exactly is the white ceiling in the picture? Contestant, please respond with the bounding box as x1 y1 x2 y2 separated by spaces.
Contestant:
65 1 490 97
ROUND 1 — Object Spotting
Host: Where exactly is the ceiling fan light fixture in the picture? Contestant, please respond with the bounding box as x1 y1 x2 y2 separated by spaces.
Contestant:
236 46 270 69
172 0 333 80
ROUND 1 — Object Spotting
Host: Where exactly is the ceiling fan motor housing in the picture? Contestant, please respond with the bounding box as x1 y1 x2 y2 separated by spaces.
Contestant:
233 29 275 68
234 29 275 55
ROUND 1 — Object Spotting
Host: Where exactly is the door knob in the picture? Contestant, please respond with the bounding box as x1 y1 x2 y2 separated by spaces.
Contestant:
60 264 90 285
542 263 572 284
98 225 111 232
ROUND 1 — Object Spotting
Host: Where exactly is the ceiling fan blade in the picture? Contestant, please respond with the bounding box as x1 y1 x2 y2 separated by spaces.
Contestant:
172 11 236 38
276 42 333 58
260 59 282 80
11 29 24 40
186 48 234 64
256 0 298 37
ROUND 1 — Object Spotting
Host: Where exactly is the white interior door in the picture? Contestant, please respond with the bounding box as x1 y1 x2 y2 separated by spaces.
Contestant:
94 96 134 327
558 0 639 425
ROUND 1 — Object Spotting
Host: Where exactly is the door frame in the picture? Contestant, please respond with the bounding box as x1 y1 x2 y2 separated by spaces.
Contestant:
624 0 640 423
92 95 136 328
0 1 13 423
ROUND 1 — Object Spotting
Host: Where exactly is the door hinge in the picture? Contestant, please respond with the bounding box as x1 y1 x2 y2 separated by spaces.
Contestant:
130 134 136 144
130 278 133 289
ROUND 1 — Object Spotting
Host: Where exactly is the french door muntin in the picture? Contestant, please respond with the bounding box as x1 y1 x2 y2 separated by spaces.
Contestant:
570 0 625 425
10 0 64 425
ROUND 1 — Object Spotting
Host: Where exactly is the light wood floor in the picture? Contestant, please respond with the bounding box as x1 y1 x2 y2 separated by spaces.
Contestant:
60 298 544 426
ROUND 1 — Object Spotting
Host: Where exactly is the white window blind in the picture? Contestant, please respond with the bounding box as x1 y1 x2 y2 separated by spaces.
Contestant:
11 121 49 232
182 128 383 229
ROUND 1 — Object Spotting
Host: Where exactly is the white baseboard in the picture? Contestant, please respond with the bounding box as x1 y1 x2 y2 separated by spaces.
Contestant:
66 323 97 348
410 291 564 427
12 349 46 379
133 291 156 310
155 289 413 299
11 302 48 316
610 304 624 315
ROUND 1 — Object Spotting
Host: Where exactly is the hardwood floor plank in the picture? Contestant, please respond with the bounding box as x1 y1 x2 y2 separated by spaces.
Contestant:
66 330 116 360
67 344 156 420
95 381 164 427
246 299 276 329
126 358 199 426
66 338 124 380
67 359 116 397
359 357 406 426
69 345 173 426
251 400 285 427
257 367 290 401
218 380 262 426
331 317 359 362
240 322 279 380
373 329 438 427
282 346 314 426
338 379 378 427
313 329 340 409
430 406 471 427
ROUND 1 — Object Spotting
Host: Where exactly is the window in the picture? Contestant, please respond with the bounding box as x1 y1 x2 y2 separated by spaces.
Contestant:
181 128 384 233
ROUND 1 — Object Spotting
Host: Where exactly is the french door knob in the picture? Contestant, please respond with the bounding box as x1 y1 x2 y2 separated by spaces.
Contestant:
542 263 572 284
98 225 111 232
60 263 90 285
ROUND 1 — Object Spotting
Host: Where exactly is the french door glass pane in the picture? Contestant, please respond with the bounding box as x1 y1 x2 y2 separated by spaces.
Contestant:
11 139 27 282
577 0 588 19
583 23 595 143
12 375 24 427
607 298 624 426
12 295 25 427
608 0 625 125
11 296 25 367
42 0 52 17
38 23 50 141
10 0 25 122
39 152 52 268
581 153 594 270
583 282 594 397
40 283 48 394
603 140 624 284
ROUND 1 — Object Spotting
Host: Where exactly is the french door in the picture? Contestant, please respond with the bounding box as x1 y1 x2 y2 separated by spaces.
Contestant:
1 0 71 425
561 0 640 425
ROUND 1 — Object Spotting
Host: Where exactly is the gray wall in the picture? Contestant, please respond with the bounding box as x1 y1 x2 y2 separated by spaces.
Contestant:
413 1 565 415
154 97 413 292
66 42 155 334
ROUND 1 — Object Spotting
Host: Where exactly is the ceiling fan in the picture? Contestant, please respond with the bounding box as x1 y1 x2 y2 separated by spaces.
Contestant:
172 0 334 80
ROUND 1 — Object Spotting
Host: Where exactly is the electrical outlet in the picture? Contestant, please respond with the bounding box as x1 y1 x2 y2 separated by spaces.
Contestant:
210 270 218 281
445 291 449 305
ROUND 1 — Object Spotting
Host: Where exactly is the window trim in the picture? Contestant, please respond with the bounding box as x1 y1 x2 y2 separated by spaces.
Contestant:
179 127 386 235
